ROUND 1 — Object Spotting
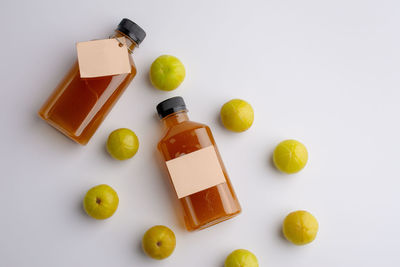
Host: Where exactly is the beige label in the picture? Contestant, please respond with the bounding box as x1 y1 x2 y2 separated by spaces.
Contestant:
166 146 226 199
76 37 131 78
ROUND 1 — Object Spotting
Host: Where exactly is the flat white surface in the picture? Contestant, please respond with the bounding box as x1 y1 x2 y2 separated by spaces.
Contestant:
1 0 399 266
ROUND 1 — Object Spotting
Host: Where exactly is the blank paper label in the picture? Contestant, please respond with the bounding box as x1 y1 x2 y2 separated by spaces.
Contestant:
166 146 226 199
76 37 131 78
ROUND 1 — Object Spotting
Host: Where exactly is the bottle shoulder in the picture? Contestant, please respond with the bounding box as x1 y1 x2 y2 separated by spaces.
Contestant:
158 120 210 144
157 120 216 160
128 56 137 75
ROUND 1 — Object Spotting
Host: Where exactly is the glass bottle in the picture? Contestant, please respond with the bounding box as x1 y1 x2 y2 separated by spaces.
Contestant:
38 18 146 145
157 97 242 231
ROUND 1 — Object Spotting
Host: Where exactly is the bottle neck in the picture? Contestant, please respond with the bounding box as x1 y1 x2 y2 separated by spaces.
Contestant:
161 111 189 128
112 30 137 54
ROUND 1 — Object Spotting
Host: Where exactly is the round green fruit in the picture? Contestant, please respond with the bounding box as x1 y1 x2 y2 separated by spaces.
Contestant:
142 225 176 260
282 210 319 245
225 249 259 267
273 139 308 174
220 99 254 132
150 55 185 91
106 128 139 160
83 184 119 220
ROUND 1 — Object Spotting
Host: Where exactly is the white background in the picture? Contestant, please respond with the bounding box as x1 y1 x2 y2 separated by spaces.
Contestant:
1 0 399 266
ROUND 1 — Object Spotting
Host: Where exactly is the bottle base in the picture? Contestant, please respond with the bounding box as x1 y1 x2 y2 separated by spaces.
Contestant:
185 209 241 232
38 112 88 145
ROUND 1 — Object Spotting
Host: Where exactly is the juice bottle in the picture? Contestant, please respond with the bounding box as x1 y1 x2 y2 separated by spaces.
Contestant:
38 19 146 145
157 97 241 231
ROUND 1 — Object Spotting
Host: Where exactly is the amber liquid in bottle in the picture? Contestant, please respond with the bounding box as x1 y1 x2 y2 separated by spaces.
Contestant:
157 100 241 231
38 30 139 145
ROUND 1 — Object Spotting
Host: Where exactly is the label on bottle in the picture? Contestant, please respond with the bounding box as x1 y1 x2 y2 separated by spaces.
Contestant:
165 146 226 199
76 37 131 78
